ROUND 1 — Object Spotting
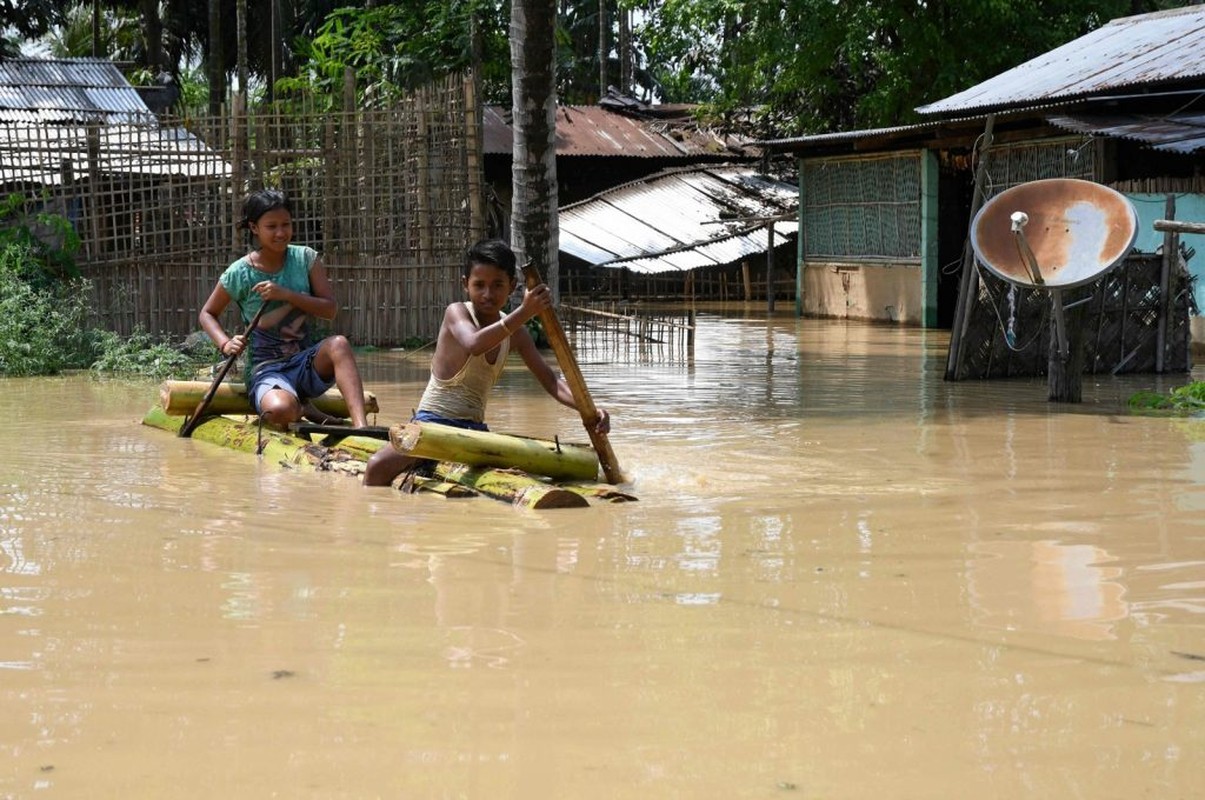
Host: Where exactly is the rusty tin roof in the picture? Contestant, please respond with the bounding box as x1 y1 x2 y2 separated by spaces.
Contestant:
484 105 751 159
559 164 798 273
918 6 1205 117
0 57 153 124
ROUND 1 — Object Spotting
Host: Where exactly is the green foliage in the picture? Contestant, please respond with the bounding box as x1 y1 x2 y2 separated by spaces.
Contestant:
0 241 95 376
283 2 511 107
632 0 1181 136
0 193 81 283
89 327 209 380
1128 383 1205 412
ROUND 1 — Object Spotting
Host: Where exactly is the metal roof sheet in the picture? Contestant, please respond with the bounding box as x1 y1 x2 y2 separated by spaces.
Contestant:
559 164 798 273
0 58 154 123
484 104 752 159
918 6 1205 116
0 123 230 184
1046 111 1205 154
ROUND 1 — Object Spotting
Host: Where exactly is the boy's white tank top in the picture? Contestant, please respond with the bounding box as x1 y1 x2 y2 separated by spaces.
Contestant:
416 302 510 423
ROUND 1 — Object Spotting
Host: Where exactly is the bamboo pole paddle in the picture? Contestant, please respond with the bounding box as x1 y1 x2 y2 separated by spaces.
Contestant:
179 303 267 437
521 262 624 484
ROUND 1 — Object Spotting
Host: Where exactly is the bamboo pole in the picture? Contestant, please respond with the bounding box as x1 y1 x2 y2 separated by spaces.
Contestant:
432 463 589 509
390 421 599 481
160 381 379 417
946 114 995 381
522 262 625 484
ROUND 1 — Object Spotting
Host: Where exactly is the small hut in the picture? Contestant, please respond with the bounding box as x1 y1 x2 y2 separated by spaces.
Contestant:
761 5 1205 377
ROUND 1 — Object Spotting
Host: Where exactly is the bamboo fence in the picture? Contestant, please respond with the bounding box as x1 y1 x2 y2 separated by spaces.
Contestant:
0 72 483 346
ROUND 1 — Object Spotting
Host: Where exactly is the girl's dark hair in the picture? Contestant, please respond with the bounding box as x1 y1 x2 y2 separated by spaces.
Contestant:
238 189 292 230
464 238 517 279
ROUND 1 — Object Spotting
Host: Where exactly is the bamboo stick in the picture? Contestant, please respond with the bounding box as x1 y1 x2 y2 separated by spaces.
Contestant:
432 463 589 509
389 421 599 482
159 380 379 417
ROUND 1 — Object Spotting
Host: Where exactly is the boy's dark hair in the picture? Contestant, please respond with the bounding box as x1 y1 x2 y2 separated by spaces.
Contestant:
465 238 517 279
238 189 292 230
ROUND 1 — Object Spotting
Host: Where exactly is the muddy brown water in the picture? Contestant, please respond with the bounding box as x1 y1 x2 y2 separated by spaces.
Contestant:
2 315 1203 798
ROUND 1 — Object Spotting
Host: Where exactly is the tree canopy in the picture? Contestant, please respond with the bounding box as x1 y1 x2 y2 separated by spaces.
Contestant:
20 0 1197 133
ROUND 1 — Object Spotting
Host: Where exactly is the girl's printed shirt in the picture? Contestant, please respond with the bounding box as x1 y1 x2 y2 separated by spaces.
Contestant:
219 244 318 378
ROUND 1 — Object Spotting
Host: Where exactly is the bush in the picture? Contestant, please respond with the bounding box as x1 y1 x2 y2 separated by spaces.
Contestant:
90 327 212 381
1128 382 1205 412
0 241 95 376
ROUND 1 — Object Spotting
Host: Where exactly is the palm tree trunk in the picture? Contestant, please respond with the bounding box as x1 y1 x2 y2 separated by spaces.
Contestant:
207 0 224 115
509 0 560 298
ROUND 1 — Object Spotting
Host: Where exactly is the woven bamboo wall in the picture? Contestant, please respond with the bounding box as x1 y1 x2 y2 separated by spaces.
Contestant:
801 152 922 259
953 253 1194 379
0 72 482 346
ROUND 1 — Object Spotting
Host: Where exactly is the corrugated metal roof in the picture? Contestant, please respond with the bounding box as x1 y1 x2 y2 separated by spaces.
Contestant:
0 124 230 184
1046 112 1205 154
918 6 1205 116
559 164 798 274
0 58 154 124
484 104 751 159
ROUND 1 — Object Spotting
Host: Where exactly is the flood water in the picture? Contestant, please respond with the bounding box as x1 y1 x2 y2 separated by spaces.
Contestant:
2 314 1204 799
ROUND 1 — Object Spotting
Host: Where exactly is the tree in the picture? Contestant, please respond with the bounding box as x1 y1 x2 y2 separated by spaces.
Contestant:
631 0 1189 136
285 1 510 106
510 0 560 294
0 0 65 41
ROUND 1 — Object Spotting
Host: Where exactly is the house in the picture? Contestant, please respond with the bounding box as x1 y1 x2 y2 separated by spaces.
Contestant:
557 163 799 302
0 57 230 263
483 92 759 234
761 4 1205 350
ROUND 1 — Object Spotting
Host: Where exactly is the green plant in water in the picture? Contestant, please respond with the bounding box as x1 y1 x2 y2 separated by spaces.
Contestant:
1127 382 1205 412
90 327 213 381
0 241 95 376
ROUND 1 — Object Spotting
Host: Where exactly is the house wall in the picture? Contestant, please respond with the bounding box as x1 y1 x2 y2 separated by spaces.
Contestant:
801 260 923 324
1125 191 1205 351
797 136 1098 328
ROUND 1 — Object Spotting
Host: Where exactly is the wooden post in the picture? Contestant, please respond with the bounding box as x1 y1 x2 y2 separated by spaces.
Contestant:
1048 291 1088 403
464 74 485 240
795 162 806 317
1157 195 1176 372
741 260 752 300
946 114 995 380
522 262 625 484
766 222 775 313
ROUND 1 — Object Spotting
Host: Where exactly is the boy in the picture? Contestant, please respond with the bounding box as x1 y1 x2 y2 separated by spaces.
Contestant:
364 238 610 486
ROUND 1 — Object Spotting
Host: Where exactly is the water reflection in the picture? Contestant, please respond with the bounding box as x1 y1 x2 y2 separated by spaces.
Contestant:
968 540 1127 640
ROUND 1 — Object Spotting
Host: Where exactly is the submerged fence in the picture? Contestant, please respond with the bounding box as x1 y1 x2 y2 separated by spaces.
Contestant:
0 72 483 345
560 303 695 364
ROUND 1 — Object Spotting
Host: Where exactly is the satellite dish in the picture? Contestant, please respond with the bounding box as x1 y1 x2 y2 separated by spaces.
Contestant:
970 178 1138 289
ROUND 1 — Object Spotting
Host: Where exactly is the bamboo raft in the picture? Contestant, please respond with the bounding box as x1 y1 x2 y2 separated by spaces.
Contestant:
145 382 636 509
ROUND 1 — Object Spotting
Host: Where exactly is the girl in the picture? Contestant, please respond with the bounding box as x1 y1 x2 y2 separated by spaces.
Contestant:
363 238 610 486
198 189 369 429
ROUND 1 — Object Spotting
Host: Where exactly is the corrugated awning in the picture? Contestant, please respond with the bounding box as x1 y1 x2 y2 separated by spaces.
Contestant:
559 164 798 274
1046 111 1205 154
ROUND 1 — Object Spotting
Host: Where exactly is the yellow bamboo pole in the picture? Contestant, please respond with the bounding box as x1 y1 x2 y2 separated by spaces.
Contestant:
389 421 599 482
159 381 379 418
521 262 625 484
432 463 588 509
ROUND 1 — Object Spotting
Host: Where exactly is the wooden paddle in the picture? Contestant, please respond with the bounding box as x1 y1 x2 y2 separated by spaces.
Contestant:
179 303 267 437
521 261 624 484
